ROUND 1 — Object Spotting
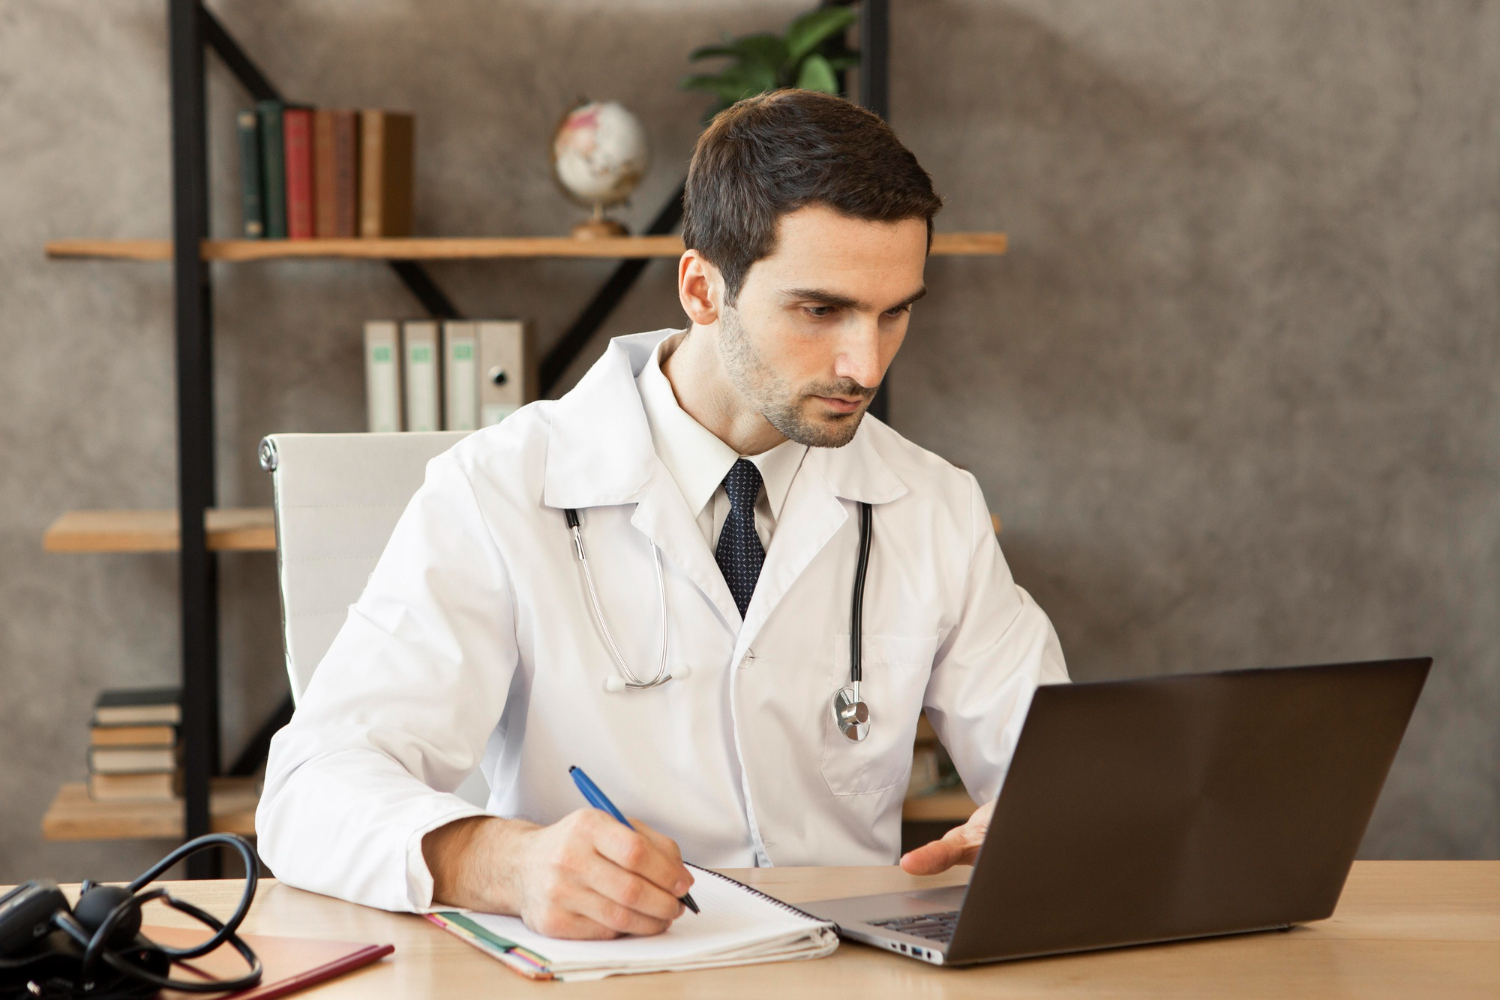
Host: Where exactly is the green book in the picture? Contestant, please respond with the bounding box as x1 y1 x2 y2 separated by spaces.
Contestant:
236 110 264 238
257 99 286 239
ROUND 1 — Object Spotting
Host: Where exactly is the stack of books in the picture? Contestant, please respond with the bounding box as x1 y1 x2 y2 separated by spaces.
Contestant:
238 103 414 240
88 687 182 802
364 319 535 433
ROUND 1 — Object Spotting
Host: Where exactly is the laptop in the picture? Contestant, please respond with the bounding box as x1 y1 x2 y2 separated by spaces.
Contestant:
800 657 1430 966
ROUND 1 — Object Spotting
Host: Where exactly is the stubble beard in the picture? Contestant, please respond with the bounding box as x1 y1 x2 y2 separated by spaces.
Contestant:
718 305 876 449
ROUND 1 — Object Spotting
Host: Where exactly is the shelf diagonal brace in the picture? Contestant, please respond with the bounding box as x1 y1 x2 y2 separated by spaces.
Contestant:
200 3 281 102
198 1 462 320
540 182 685 395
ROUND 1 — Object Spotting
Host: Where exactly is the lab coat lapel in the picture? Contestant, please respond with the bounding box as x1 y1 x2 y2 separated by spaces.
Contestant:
543 329 741 627
631 471 742 629
736 418 910 654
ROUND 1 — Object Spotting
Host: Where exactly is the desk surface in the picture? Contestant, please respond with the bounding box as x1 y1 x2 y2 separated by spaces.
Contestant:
45 861 1500 998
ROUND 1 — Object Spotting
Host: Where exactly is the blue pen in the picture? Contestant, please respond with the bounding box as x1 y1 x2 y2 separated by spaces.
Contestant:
569 765 700 914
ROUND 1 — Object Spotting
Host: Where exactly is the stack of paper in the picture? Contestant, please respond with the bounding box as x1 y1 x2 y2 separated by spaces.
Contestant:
428 867 838 981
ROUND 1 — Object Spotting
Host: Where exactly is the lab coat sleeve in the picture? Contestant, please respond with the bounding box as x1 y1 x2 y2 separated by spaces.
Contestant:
256 452 519 912
921 473 1068 808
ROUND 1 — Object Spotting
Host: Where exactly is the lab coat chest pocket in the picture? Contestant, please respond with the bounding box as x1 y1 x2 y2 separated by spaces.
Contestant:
820 633 939 795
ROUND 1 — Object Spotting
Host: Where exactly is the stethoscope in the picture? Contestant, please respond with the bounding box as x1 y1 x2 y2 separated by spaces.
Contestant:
563 501 875 742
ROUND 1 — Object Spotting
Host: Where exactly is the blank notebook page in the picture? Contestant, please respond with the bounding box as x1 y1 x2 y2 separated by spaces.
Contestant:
460 866 835 974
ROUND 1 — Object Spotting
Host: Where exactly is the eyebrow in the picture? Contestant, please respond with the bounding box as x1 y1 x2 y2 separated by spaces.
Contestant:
782 285 928 311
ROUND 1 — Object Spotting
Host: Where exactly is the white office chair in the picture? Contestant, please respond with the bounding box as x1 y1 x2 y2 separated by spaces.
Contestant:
259 431 489 806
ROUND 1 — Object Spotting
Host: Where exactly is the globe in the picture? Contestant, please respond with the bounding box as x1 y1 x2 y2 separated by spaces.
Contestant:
551 100 650 238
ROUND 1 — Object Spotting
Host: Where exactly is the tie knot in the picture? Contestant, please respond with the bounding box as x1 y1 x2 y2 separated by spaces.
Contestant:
723 458 763 512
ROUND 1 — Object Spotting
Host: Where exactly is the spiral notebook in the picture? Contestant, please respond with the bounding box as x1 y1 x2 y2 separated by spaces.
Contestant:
428 866 839 981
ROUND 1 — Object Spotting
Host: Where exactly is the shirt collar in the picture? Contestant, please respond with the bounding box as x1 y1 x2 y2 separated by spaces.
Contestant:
636 334 808 520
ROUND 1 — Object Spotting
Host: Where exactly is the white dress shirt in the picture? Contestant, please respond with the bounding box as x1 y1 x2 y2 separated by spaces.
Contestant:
636 333 808 553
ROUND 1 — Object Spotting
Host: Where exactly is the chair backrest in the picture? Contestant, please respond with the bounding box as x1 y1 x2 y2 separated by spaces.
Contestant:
260 431 470 702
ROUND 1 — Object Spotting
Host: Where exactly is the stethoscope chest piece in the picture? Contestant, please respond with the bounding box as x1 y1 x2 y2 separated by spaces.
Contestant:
833 683 870 742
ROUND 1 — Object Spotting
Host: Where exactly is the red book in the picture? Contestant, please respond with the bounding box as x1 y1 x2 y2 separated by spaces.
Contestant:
282 107 315 240
147 925 393 999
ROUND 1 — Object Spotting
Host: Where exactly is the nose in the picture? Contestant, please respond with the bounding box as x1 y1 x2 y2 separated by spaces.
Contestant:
833 322 884 390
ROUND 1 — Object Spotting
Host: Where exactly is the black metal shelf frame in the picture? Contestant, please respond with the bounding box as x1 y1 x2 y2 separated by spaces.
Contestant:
164 0 890 877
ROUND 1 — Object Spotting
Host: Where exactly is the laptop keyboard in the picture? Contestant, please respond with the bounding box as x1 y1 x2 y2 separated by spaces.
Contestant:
871 910 960 943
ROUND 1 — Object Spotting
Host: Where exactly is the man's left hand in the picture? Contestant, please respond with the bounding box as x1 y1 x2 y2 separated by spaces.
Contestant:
899 799 994 875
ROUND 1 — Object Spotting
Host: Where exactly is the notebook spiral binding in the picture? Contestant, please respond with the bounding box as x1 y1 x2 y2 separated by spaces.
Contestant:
688 865 830 924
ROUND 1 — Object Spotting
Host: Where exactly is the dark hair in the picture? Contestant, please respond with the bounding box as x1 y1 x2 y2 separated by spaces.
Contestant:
682 90 943 303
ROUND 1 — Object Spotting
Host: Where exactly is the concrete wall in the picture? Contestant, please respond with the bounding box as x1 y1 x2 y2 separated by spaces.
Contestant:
1 0 1494 881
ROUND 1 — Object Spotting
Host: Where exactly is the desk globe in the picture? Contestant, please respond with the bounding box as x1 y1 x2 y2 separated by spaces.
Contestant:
551 100 650 238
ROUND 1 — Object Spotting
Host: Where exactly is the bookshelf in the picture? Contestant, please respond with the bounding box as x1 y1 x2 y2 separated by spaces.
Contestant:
46 232 1006 262
44 508 274 553
41 778 258 841
44 0 987 860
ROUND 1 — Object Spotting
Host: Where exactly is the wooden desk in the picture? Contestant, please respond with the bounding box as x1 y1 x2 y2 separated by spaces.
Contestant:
40 862 1500 998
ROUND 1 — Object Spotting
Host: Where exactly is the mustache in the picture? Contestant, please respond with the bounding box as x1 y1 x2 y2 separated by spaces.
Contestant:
803 378 877 400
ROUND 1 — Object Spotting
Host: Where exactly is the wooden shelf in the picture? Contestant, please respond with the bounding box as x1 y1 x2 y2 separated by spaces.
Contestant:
45 231 1008 262
41 777 258 841
902 788 977 822
44 508 274 553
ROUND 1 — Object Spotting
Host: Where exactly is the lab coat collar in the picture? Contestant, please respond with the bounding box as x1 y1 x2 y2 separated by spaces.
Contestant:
803 414 910 507
542 329 674 510
544 329 743 625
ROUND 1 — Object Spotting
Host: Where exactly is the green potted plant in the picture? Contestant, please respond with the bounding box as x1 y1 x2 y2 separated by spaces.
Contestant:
681 5 861 116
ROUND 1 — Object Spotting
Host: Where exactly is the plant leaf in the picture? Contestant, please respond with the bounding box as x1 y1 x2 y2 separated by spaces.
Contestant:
680 68 771 106
825 52 861 72
688 44 741 62
785 6 858 64
795 53 839 94
727 33 791 76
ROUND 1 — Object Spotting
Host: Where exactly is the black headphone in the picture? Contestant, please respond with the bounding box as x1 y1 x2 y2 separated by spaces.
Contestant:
0 834 262 1000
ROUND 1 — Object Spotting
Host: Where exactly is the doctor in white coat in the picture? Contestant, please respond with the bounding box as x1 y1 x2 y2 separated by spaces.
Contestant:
257 90 1066 940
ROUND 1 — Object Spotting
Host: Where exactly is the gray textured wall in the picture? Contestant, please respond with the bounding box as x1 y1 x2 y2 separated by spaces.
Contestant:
1 0 1494 882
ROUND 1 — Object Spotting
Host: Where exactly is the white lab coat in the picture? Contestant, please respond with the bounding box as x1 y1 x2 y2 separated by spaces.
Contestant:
257 329 1068 912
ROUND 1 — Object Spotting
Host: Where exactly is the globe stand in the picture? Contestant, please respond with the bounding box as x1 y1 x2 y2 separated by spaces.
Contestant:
572 203 628 239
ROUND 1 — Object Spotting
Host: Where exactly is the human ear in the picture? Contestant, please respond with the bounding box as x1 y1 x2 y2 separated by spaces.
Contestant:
678 250 722 326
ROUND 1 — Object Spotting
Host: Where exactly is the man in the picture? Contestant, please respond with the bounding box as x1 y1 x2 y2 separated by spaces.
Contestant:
258 90 1066 940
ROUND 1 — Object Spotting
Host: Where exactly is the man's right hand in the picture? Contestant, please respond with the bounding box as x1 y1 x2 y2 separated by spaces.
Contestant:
422 809 694 939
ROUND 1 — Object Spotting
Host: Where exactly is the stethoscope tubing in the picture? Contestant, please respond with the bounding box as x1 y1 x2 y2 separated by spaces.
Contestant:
850 501 872 686
565 507 672 690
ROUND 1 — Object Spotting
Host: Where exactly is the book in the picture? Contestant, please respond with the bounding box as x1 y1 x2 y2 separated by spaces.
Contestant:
258 100 287 239
236 110 264 238
364 320 403 433
429 866 837 981
402 320 441 432
90 724 176 747
93 687 181 726
88 771 179 802
476 320 535 426
144 925 393 998
88 746 179 774
441 321 478 431
282 107 315 240
358 110 415 237
313 109 359 238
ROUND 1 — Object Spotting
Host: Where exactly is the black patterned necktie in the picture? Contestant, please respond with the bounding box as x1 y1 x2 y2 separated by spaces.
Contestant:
716 459 765 618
